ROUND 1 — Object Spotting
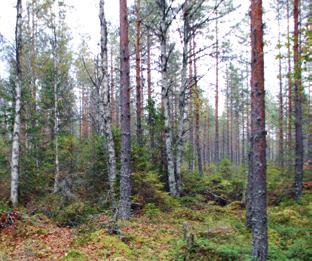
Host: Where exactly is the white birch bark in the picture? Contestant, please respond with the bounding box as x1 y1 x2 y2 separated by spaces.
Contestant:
99 0 117 203
176 0 190 194
51 9 60 193
10 0 23 207
159 0 177 197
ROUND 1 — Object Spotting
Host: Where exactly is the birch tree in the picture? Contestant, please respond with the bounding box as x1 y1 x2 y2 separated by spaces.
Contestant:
157 0 178 196
10 0 23 207
99 0 117 203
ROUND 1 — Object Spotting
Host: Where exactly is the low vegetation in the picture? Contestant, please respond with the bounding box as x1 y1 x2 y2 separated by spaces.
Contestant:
1 164 311 260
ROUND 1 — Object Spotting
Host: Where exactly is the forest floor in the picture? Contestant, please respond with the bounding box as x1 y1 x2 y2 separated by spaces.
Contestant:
1 187 311 260
0 171 311 261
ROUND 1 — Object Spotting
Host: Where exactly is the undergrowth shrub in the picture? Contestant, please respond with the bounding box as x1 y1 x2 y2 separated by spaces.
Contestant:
143 203 161 219
55 202 96 227
0 201 10 213
35 194 97 227
132 172 180 211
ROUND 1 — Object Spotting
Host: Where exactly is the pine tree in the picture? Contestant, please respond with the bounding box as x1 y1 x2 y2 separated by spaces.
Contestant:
119 0 132 219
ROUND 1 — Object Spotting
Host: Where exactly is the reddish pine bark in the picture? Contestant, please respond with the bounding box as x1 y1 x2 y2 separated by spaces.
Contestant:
119 0 132 220
249 0 268 259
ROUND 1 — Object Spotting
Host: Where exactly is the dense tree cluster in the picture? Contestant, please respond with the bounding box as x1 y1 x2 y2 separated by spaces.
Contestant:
0 0 311 259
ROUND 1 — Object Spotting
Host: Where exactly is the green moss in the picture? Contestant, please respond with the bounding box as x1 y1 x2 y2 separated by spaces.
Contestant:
89 230 135 259
62 251 86 260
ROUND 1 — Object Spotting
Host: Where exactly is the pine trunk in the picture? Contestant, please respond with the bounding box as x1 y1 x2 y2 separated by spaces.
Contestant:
249 0 268 259
277 0 284 169
293 0 303 202
215 10 219 164
188 40 194 172
287 0 293 157
119 0 132 219
193 38 203 175
147 30 155 149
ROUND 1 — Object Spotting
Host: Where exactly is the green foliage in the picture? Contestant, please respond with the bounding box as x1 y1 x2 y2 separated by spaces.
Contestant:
63 251 86 260
0 200 10 213
143 203 161 219
55 202 97 227
219 158 231 177
182 172 210 195
181 161 246 208
131 144 149 172
132 172 180 211
35 194 96 227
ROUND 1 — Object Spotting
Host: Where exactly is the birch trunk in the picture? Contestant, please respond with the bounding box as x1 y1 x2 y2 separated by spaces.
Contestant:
99 0 117 204
52 25 60 193
176 0 190 194
11 0 23 207
158 0 177 197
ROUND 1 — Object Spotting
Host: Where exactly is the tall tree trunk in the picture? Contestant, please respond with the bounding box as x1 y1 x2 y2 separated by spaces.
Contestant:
286 0 293 159
293 0 303 202
188 40 194 172
230 92 234 162
147 30 152 101
81 85 89 138
203 113 208 169
146 29 155 149
214 8 219 164
52 22 61 193
277 0 284 169
158 0 177 196
193 38 203 175
135 0 142 145
176 0 190 194
110 49 117 125
100 0 117 204
242 104 245 166
226 65 230 159
119 0 132 219
11 0 23 207
249 0 268 259
207 107 211 163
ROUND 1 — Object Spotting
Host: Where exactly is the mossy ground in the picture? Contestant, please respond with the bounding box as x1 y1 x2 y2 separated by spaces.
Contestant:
0 190 311 260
